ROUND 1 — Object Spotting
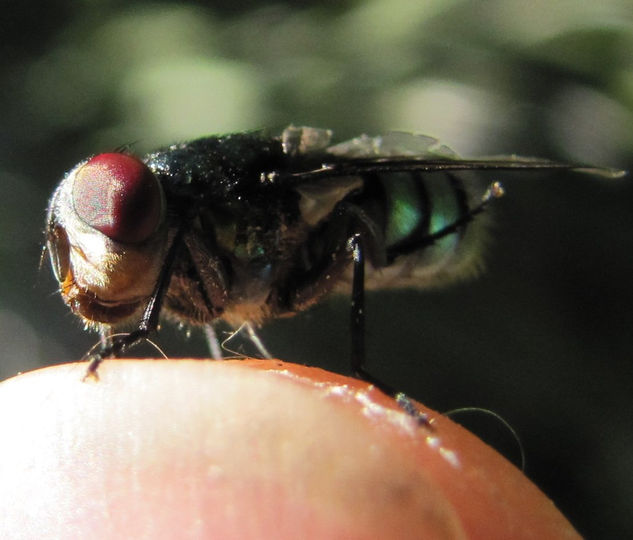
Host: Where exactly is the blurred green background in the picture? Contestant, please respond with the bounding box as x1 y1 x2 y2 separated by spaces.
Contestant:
1 0 632 536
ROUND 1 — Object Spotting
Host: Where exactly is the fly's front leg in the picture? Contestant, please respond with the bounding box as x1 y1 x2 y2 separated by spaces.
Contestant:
348 234 430 427
99 326 113 350
83 226 186 380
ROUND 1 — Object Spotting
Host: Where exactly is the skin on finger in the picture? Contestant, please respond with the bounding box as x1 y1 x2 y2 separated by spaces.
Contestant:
0 359 579 539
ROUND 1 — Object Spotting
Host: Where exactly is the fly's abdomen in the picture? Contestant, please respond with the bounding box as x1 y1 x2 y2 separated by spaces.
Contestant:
361 170 488 290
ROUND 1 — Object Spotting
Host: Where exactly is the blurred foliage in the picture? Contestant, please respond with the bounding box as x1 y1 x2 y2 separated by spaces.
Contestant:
0 0 632 537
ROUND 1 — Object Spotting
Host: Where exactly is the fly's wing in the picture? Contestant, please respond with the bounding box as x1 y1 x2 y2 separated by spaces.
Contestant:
322 131 493 289
326 131 459 158
282 127 625 229
278 127 626 291
282 128 468 227
281 127 626 180
280 128 494 292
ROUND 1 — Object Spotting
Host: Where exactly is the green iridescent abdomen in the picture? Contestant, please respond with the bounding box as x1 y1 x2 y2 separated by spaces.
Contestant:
363 170 487 290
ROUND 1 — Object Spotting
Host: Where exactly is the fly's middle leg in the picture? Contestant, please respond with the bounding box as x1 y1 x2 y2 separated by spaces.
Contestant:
204 324 223 359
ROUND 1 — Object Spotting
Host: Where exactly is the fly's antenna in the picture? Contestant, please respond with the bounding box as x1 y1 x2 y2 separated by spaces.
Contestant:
444 406 526 471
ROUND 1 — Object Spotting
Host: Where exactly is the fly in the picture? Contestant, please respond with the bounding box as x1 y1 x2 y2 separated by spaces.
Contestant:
45 126 625 417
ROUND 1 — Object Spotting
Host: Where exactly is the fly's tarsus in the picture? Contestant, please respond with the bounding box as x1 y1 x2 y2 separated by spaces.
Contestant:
396 393 431 426
82 328 148 380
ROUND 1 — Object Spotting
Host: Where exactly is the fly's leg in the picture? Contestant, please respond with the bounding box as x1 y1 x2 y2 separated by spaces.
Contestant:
349 234 365 373
220 322 273 359
422 181 504 246
83 226 186 380
204 325 224 359
99 326 113 349
243 321 272 358
348 182 504 422
348 234 431 426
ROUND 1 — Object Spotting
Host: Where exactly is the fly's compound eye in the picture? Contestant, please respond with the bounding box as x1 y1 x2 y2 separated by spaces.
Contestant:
72 153 164 243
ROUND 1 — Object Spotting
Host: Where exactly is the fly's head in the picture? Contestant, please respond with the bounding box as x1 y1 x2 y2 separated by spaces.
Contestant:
46 153 167 328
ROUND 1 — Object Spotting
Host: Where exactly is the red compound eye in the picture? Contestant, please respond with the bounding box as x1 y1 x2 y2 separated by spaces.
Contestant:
72 153 163 243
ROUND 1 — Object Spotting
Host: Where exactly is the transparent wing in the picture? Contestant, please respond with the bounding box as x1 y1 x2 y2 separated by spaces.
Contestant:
327 131 458 159
315 131 625 179
277 126 626 183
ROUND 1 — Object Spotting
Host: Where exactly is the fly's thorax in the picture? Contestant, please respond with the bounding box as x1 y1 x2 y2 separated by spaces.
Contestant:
211 214 309 315
160 192 311 327
46 156 169 326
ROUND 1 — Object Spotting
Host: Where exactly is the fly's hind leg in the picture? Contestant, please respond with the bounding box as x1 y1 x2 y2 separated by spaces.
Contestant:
348 182 505 424
348 234 431 427
205 322 270 361
219 322 273 359
244 321 272 359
